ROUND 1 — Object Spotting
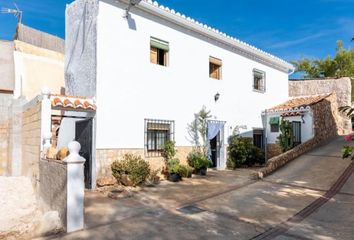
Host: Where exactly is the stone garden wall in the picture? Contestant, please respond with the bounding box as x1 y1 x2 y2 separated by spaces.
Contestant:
266 144 282 159
257 94 341 178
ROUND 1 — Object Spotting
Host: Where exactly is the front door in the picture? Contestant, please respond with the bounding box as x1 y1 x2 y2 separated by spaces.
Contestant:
75 119 93 189
210 134 218 168
292 121 301 147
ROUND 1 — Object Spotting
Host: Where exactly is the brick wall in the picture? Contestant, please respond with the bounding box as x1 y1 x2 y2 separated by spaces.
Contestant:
21 102 41 185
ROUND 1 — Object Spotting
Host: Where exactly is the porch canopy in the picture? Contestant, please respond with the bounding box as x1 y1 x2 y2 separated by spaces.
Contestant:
207 120 226 140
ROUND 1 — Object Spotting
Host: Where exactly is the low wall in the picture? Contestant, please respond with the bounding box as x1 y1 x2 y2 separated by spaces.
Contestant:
266 144 282 159
39 159 66 231
257 138 326 178
96 146 193 178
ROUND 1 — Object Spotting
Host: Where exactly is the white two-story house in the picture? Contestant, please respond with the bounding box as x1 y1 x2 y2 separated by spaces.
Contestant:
64 0 294 185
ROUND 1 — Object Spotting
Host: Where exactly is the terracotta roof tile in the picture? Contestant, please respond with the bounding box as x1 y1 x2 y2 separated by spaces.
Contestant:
268 94 331 112
50 94 96 111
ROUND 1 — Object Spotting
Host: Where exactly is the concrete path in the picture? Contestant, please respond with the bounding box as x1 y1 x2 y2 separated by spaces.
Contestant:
44 137 354 240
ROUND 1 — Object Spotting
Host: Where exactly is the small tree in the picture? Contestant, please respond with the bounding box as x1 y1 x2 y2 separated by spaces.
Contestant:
161 140 176 162
187 106 211 155
277 120 294 152
292 40 354 100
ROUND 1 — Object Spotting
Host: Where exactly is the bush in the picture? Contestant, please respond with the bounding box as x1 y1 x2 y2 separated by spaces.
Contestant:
161 140 177 161
166 158 181 174
187 150 210 170
227 135 265 169
277 120 294 152
111 153 150 186
178 165 193 178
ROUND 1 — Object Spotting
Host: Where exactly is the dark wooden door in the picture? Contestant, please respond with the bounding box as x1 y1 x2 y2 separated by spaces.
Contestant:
210 135 218 168
292 121 301 147
75 119 93 189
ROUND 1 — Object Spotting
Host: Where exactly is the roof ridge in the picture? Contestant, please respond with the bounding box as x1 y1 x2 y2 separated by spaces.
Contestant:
142 0 291 67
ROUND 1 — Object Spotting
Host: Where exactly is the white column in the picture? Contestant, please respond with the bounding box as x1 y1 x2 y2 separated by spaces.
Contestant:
40 87 52 152
64 141 86 233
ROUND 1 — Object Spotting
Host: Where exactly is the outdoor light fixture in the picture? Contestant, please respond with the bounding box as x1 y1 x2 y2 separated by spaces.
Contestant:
214 92 220 102
123 0 142 18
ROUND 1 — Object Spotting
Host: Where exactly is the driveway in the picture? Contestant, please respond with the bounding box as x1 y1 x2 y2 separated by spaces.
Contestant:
45 137 354 240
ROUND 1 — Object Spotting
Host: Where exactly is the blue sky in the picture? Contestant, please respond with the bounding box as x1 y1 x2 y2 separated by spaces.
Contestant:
1 0 353 62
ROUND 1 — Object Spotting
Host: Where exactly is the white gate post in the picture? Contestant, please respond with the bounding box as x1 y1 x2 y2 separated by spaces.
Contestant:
64 141 86 232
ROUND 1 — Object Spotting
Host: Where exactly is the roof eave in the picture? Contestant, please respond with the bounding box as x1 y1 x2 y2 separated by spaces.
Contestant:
132 1 294 73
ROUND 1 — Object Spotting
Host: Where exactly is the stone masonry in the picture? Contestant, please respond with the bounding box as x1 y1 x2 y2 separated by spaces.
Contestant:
289 77 352 133
258 93 341 178
266 143 282 159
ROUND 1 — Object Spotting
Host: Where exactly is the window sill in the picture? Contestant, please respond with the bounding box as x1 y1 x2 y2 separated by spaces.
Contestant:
150 62 169 68
253 89 266 94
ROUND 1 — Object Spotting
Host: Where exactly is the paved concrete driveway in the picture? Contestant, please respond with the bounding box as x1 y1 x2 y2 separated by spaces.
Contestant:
46 138 354 240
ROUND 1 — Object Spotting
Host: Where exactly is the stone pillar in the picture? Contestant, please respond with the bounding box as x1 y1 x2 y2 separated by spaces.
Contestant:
63 141 86 233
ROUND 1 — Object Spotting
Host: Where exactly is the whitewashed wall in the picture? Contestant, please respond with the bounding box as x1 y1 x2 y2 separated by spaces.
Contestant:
266 113 314 144
95 1 290 149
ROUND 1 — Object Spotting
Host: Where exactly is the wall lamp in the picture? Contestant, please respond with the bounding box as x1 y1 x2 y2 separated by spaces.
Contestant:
214 92 220 102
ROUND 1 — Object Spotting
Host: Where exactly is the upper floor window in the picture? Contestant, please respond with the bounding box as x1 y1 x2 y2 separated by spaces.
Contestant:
150 37 169 66
253 69 266 92
144 119 175 157
209 56 222 80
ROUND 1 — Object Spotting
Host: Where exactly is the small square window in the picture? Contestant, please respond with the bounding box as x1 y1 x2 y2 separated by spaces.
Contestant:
270 124 279 132
209 56 222 80
253 69 266 92
145 119 174 157
150 37 169 66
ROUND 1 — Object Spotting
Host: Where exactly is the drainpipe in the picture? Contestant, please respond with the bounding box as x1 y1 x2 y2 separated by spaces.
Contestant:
263 109 268 163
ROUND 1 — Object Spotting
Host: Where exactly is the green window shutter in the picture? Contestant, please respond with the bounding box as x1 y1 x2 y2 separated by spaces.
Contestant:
269 117 280 125
150 37 169 51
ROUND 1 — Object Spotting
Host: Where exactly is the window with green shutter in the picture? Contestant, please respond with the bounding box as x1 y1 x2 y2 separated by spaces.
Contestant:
269 117 280 132
150 37 169 66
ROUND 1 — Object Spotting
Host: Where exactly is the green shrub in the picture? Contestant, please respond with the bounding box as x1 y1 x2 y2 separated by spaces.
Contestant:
166 158 181 174
187 150 210 170
178 165 193 178
111 153 150 186
277 120 294 152
227 135 265 169
161 140 176 161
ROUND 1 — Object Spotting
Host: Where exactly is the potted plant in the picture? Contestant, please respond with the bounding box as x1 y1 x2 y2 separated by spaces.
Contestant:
187 150 210 176
179 165 194 178
194 157 210 175
167 158 182 182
